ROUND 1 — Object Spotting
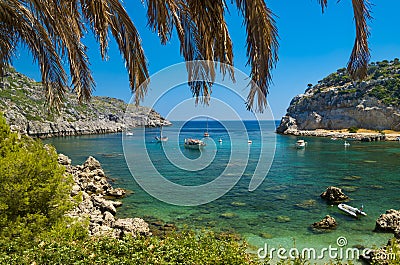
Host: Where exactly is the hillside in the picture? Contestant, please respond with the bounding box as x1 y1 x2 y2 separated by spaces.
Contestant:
0 67 171 137
277 59 400 134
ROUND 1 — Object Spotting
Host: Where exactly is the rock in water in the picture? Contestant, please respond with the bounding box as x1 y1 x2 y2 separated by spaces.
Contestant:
312 215 337 230
375 209 400 233
107 188 126 198
320 186 349 204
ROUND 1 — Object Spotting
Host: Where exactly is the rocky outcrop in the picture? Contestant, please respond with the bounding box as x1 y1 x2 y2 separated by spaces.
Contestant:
312 215 337 230
375 209 400 233
320 186 349 204
62 154 150 238
1 68 171 138
277 61 400 135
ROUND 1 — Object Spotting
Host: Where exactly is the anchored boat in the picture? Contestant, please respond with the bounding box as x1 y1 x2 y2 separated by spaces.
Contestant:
184 138 206 150
295 139 307 149
338 203 367 218
155 136 168 142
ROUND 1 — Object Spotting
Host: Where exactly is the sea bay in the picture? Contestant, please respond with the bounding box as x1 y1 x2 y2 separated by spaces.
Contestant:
44 120 399 262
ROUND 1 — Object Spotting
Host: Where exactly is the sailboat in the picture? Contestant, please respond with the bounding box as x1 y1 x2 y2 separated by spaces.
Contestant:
204 118 210 137
155 126 168 142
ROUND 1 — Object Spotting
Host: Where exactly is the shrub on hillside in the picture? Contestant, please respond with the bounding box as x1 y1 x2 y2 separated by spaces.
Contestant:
348 127 359 133
0 230 263 264
0 114 73 248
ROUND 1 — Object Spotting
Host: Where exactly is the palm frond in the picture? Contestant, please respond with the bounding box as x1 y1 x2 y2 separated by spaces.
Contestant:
166 0 234 105
26 0 95 103
348 0 371 80
317 0 328 13
80 0 110 59
235 0 279 112
0 0 67 107
146 0 174 44
107 0 149 105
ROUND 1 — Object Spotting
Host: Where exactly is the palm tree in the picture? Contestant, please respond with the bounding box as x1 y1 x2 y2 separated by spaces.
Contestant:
0 0 371 112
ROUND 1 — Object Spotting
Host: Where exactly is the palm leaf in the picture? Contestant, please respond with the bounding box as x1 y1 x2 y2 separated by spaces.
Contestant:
317 0 328 12
347 0 371 80
0 0 67 107
106 0 149 105
235 0 279 112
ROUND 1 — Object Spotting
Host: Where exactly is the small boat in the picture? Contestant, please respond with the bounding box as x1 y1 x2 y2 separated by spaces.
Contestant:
295 139 307 149
125 132 134 136
338 203 367 218
344 141 350 147
218 138 222 143
155 136 168 142
184 138 206 149
248 140 252 144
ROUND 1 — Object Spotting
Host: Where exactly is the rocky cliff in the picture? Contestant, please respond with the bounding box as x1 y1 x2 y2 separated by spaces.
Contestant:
277 59 400 134
0 67 171 137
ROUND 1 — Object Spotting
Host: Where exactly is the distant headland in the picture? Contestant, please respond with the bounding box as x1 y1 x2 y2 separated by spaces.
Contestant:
277 59 400 141
0 67 171 138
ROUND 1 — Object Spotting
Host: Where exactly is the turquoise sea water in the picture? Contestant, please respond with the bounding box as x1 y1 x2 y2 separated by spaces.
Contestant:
45 121 399 263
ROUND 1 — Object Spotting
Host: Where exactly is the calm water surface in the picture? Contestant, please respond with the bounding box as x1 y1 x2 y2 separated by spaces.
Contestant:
45 121 400 262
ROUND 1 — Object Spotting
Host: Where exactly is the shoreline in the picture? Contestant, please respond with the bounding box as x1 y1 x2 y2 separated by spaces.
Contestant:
277 129 400 141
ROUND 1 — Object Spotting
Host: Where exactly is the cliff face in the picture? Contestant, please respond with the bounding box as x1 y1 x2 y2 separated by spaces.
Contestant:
277 60 400 134
0 68 171 137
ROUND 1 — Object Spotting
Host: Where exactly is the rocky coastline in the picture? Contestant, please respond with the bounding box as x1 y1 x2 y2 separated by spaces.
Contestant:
58 154 178 239
277 125 395 142
59 154 151 238
277 60 400 141
1 68 171 138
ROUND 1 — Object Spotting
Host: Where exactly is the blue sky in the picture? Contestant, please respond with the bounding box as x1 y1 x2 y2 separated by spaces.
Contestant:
12 0 400 120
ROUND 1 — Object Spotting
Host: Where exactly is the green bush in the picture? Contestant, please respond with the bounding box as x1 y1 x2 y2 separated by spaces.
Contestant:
348 127 359 133
0 230 262 265
368 80 400 106
0 113 262 264
0 114 73 248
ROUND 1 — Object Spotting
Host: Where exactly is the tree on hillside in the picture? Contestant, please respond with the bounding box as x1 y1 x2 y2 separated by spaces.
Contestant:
0 0 371 112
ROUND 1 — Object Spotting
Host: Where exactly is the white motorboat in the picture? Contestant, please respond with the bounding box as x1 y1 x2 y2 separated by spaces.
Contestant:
125 132 134 136
155 136 168 142
184 138 206 150
344 141 350 147
296 139 307 149
338 203 367 218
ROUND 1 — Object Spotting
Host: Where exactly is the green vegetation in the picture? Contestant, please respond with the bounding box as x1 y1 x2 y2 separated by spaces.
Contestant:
0 230 262 265
0 69 131 124
0 113 262 264
368 79 400 106
0 114 73 249
320 72 351 86
315 59 400 106
348 127 359 133
369 238 400 265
